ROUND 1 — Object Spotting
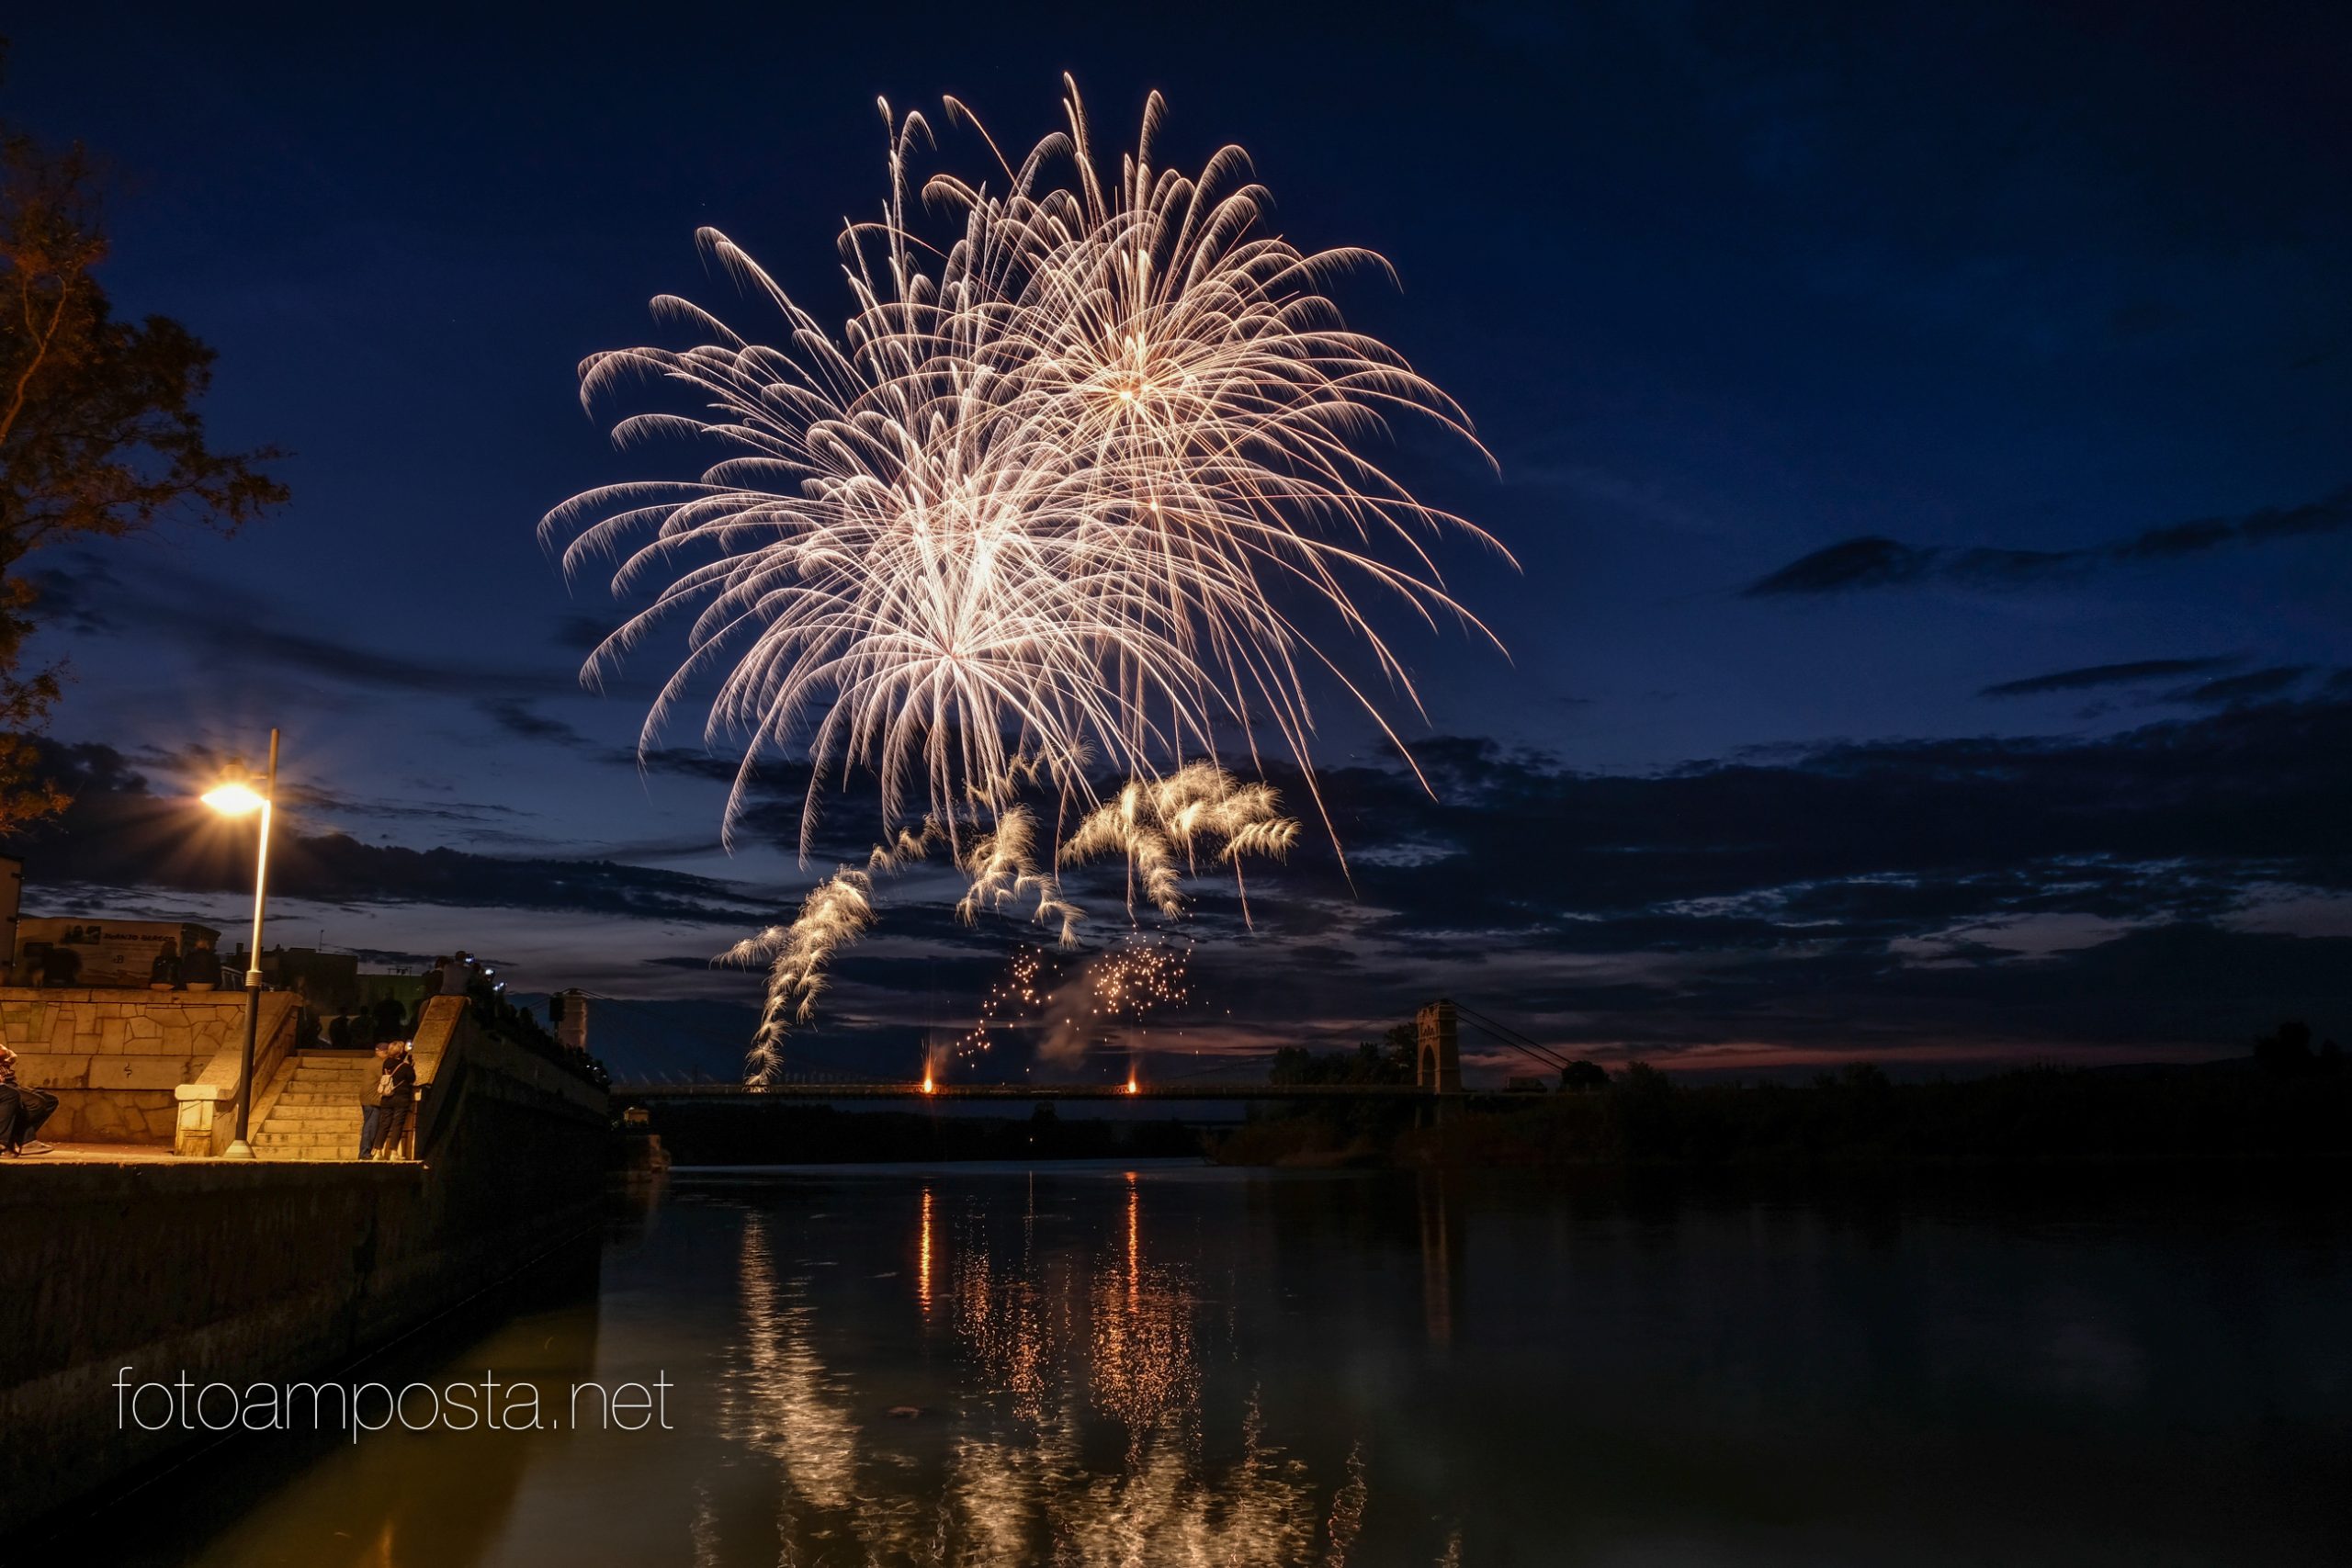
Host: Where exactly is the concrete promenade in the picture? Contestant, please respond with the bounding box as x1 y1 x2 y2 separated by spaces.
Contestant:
0 998 613 1529
613 1079 1457 1101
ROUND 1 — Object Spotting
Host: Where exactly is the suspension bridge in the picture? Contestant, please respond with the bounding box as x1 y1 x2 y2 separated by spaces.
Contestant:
606 998 1576 1106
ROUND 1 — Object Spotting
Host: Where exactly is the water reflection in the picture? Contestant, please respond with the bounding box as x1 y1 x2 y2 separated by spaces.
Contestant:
695 1168 1362 1565
128 1168 2352 1567
160 1248 605 1568
723 1213 860 1513
1416 1173 1462 1351
919 1183 935 1318
1089 1173 1197 1440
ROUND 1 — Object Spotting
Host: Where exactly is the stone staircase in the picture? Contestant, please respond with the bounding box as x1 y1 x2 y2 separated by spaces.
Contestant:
250 1050 379 1161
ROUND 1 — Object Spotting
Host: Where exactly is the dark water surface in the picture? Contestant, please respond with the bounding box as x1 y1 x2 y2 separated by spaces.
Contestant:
140 1162 2350 1565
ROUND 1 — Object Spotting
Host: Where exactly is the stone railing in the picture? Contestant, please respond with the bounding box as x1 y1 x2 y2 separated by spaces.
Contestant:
173 993 303 1156
0 988 297 1147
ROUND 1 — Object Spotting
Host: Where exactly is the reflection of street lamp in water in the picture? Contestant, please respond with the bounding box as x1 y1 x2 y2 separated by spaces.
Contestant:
202 728 278 1160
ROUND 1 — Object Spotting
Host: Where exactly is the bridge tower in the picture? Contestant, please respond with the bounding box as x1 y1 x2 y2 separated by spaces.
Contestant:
1414 998 1460 1092
551 989 588 1054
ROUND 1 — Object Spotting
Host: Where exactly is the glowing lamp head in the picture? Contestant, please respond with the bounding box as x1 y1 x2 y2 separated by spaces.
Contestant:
201 781 268 817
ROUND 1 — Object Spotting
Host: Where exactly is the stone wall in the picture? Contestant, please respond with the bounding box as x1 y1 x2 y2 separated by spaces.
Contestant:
0 989 296 1145
0 1008 611 1524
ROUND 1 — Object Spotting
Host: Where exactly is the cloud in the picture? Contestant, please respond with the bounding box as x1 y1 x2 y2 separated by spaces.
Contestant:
476 698 601 750
4 741 772 926
1170 693 2352 1055
42 550 581 700
2164 666 2312 706
1745 537 2075 596
16 696 2352 1063
121 740 534 835
549 613 613 652
1744 484 2352 597
1979 657 2236 698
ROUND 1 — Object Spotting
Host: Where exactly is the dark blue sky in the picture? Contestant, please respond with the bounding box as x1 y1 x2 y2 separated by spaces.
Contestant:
8 2 2350 1077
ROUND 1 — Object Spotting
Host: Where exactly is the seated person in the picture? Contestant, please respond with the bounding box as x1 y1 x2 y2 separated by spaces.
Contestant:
150 942 182 991
0 1041 57 1156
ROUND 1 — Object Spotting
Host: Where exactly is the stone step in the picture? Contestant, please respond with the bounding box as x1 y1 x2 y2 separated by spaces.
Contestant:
264 1117 361 1133
273 1089 373 1104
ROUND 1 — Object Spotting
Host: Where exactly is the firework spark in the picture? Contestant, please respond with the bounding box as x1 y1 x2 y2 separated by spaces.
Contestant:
1083 941 1193 1024
956 946 1048 1060
948 936 1195 1073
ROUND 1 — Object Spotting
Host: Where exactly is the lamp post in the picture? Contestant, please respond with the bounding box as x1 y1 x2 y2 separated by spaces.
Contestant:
202 728 278 1161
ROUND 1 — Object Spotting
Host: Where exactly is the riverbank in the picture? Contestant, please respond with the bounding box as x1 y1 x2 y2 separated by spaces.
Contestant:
642 1100 1205 1165
1210 1062 2352 1169
0 1007 611 1529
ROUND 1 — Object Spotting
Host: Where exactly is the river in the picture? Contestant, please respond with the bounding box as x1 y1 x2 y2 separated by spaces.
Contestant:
127 1161 2349 1565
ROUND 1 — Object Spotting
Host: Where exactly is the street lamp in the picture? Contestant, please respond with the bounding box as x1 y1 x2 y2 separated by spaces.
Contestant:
203 728 279 1161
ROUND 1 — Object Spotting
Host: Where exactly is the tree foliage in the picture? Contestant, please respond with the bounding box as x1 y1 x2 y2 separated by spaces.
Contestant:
0 47 288 830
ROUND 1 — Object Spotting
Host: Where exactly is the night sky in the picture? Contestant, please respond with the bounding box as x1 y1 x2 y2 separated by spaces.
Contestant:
6 2 2349 1079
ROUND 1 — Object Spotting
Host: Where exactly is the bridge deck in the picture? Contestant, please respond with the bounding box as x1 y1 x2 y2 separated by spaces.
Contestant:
611 1081 1453 1102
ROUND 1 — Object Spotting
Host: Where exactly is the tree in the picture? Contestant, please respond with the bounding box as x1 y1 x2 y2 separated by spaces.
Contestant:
1559 1059 1609 1092
2254 1020 2318 1077
1 49 288 829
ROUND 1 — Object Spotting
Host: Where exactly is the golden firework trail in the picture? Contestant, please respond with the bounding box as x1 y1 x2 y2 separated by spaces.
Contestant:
722 871 876 1065
735 776 1284 1082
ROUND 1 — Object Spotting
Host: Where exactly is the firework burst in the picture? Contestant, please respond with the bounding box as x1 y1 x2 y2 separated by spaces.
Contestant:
550 81 1500 1079
545 78 1500 851
949 936 1195 1072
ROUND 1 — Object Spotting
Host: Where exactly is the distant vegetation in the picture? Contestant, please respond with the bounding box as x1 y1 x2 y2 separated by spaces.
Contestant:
1215 1021 2351 1169
648 1101 1203 1166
